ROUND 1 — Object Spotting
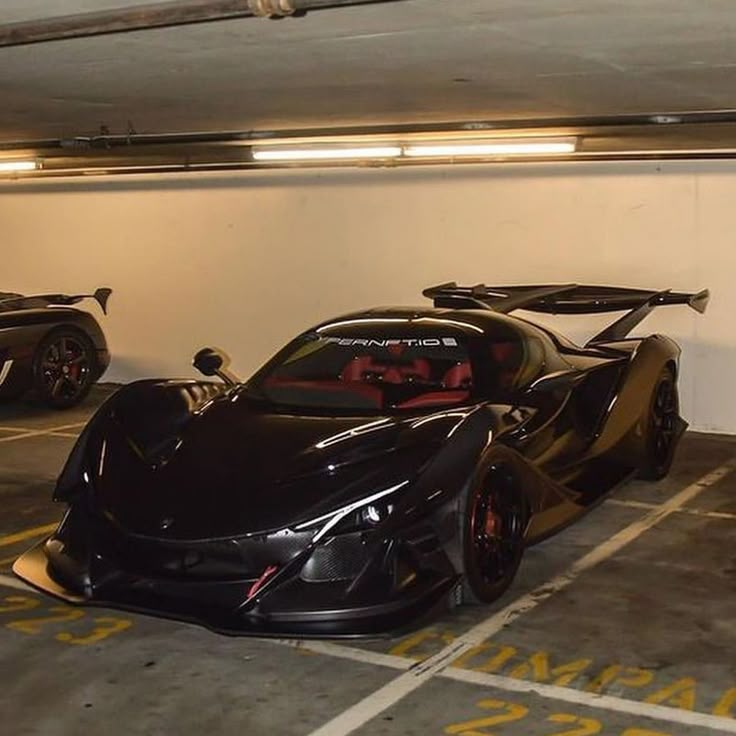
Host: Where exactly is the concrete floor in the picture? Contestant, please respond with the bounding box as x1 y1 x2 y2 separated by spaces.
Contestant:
1 388 735 736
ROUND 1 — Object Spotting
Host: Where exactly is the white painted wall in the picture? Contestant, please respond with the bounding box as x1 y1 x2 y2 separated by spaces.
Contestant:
1 161 734 432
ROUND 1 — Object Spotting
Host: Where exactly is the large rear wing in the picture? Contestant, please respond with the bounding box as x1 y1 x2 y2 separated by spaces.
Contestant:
423 283 709 344
0 287 112 314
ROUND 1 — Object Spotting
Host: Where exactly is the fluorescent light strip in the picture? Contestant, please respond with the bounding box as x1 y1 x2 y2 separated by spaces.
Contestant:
404 139 577 157
0 138 578 176
253 146 402 162
252 139 577 163
0 160 38 173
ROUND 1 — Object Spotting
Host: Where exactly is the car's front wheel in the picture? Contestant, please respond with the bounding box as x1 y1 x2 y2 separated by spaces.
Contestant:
460 459 527 605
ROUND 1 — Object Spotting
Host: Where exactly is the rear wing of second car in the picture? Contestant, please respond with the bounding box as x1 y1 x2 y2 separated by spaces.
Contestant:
0 287 112 314
422 282 709 344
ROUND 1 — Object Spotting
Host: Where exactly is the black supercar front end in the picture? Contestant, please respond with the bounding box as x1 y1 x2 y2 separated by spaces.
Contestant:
19 485 460 637
15 283 708 636
15 372 483 637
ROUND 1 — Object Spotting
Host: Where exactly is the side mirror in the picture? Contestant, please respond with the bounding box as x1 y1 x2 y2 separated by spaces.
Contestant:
193 347 223 376
527 369 585 394
193 347 240 386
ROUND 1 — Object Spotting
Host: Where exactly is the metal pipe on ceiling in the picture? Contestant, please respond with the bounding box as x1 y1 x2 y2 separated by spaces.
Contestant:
6 111 736 178
3 109 736 154
13 148 736 183
0 0 408 48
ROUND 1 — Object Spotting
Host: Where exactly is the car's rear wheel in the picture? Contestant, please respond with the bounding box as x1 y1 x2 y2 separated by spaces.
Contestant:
638 367 680 481
33 329 97 409
460 460 527 605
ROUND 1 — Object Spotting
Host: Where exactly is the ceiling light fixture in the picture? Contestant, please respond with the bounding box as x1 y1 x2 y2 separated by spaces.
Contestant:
252 138 578 164
404 138 578 157
252 146 402 162
0 160 39 173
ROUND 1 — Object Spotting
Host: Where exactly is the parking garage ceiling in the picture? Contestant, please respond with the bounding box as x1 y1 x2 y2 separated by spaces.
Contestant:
2 0 736 143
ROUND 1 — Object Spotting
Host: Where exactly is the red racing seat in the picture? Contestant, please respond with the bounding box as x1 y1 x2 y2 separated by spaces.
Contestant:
443 362 472 389
341 357 431 384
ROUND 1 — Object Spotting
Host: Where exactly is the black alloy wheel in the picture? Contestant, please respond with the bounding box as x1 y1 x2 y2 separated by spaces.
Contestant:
461 462 527 604
638 367 680 480
34 330 96 409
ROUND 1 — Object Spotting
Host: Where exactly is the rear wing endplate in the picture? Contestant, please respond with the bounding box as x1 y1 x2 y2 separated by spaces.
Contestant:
587 288 709 344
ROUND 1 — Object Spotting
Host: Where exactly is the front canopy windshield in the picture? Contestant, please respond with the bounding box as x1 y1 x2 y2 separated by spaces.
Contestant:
253 332 474 413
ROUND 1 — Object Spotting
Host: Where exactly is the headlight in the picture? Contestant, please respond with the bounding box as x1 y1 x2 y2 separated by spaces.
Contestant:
295 480 408 542
361 502 394 526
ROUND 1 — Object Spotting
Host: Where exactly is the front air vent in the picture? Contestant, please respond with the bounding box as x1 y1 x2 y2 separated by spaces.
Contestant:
300 533 369 583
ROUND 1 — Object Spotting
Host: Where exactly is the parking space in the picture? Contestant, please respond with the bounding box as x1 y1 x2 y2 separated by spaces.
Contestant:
0 388 735 736
0 435 75 536
451 508 736 713
0 386 116 431
0 597 400 736
350 676 728 736
681 475 736 519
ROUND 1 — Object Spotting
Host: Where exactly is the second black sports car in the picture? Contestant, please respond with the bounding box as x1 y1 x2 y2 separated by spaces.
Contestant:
15 282 708 636
0 287 112 409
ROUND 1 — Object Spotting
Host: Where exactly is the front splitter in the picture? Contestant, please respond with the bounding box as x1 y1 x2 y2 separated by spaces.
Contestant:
13 540 456 639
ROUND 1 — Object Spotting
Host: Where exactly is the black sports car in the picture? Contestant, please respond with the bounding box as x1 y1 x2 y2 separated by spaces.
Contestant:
0 288 112 409
15 283 708 637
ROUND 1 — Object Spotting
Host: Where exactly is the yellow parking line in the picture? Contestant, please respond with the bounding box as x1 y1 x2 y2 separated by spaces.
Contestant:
0 554 18 567
0 523 57 548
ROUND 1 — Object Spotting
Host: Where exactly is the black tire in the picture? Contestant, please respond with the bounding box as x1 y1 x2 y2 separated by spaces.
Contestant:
459 458 527 605
637 367 680 481
33 328 97 409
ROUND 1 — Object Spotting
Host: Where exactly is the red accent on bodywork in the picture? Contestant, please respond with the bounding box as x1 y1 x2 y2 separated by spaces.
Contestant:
397 390 470 409
247 564 279 599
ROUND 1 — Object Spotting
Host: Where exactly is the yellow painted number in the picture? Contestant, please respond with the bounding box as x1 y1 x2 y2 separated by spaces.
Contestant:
444 698 529 736
0 595 41 613
56 616 133 645
6 605 85 634
547 713 602 736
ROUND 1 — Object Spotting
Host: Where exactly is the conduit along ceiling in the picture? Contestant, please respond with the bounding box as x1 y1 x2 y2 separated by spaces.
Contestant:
3 0 736 176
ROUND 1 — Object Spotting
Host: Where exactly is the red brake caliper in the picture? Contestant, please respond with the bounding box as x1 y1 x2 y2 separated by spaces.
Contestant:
484 502 501 537
68 359 81 382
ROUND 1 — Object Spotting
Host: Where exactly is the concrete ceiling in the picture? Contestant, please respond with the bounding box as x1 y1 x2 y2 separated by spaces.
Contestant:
2 0 736 142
